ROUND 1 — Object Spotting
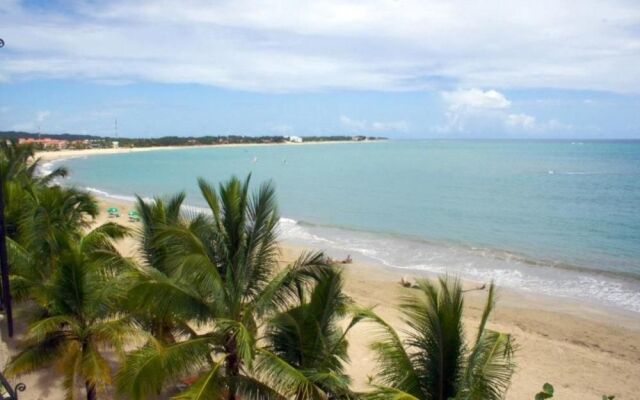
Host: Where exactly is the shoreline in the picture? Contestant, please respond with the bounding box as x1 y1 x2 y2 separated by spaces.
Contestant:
2 196 639 399
35 139 380 162
96 195 640 331
15 145 639 398
81 192 640 316
38 141 640 316
45 152 640 320
100 196 640 398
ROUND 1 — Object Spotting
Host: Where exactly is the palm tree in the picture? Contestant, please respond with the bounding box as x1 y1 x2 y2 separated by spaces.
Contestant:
0 141 68 238
4 222 135 400
0 140 68 186
116 176 337 400
261 266 359 399
0 140 72 335
8 185 99 302
128 193 197 344
362 277 515 400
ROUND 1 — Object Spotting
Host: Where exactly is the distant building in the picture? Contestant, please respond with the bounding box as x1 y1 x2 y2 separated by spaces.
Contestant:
287 135 303 143
112 141 119 148
18 138 69 149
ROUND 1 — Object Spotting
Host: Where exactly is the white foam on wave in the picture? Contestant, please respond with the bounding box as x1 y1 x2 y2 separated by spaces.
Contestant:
84 187 153 203
278 218 640 314
59 180 640 314
35 160 71 185
38 161 54 176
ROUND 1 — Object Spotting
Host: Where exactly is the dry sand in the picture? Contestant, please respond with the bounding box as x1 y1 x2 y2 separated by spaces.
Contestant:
35 140 372 163
2 150 640 399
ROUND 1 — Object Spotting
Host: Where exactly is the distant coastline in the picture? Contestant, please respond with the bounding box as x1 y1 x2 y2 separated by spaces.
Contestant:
1 130 386 154
35 138 384 162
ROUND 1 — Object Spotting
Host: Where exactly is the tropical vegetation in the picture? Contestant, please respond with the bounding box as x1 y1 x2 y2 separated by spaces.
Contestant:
359 278 515 400
0 141 527 399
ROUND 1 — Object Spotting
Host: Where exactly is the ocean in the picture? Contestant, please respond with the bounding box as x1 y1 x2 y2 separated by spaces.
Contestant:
50 140 640 313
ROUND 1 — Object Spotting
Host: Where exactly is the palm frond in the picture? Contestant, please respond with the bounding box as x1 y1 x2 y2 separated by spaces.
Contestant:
215 319 256 368
26 315 80 343
475 282 495 344
125 270 212 322
455 331 515 400
116 337 214 400
232 375 288 400
90 317 140 356
80 343 112 393
171 359 226 400
362 385 422 400
255 349 324 399
356 308 424 398
402 277 465 400
4 333 69 376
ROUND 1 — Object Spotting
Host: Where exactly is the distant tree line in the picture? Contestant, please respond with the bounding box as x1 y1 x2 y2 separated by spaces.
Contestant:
0 131 387 150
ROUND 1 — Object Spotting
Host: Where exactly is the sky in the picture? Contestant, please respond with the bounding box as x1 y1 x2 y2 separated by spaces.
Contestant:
1 0 640 138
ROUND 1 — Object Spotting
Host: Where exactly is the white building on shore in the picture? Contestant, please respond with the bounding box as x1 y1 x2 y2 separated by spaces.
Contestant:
287 135 303 143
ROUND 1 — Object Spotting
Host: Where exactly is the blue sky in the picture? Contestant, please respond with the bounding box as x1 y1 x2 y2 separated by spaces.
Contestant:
1 0 640 138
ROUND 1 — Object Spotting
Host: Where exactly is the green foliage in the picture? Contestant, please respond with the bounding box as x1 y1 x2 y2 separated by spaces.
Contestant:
0 130 386 149
4 224 136 400
535 383 554 399
263 266 358 398
362 277 516 400
117 175 345 399
534 383 615 400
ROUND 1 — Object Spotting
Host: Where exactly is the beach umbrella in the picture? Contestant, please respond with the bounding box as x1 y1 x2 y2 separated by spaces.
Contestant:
128 210 140 221
107 207 119 216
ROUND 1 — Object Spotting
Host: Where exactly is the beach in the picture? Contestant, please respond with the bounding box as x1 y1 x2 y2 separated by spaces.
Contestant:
35 140 371 163
2 145 638 399
100 199 640 399
2 194 638 400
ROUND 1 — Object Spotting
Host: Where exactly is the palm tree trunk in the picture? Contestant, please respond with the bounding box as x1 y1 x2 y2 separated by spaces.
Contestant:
224 334 240 400
85 381 96 400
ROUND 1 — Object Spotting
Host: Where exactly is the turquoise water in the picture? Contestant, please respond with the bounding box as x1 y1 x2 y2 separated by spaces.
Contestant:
52 140 640 312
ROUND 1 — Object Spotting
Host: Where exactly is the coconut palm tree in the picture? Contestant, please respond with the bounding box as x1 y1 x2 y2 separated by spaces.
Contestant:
0 140 77 335
261 266 360 399
4 222 135 400
362 277 515 400
127 193 198 344
8 185 99 302
0 140 68 185
116 176 338 400
0 140 69 225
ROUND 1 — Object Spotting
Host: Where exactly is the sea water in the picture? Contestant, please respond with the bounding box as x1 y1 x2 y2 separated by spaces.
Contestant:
52 140 640 312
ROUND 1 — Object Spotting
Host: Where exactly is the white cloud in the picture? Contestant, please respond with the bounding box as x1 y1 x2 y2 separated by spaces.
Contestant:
1 0 639 92
340 115 408 133
438 88 568 134
442 89 511 110
505 113 536 130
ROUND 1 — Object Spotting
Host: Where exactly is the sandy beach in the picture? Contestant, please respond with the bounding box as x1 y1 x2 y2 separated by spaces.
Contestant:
3 194 639 399
35 140 374 163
